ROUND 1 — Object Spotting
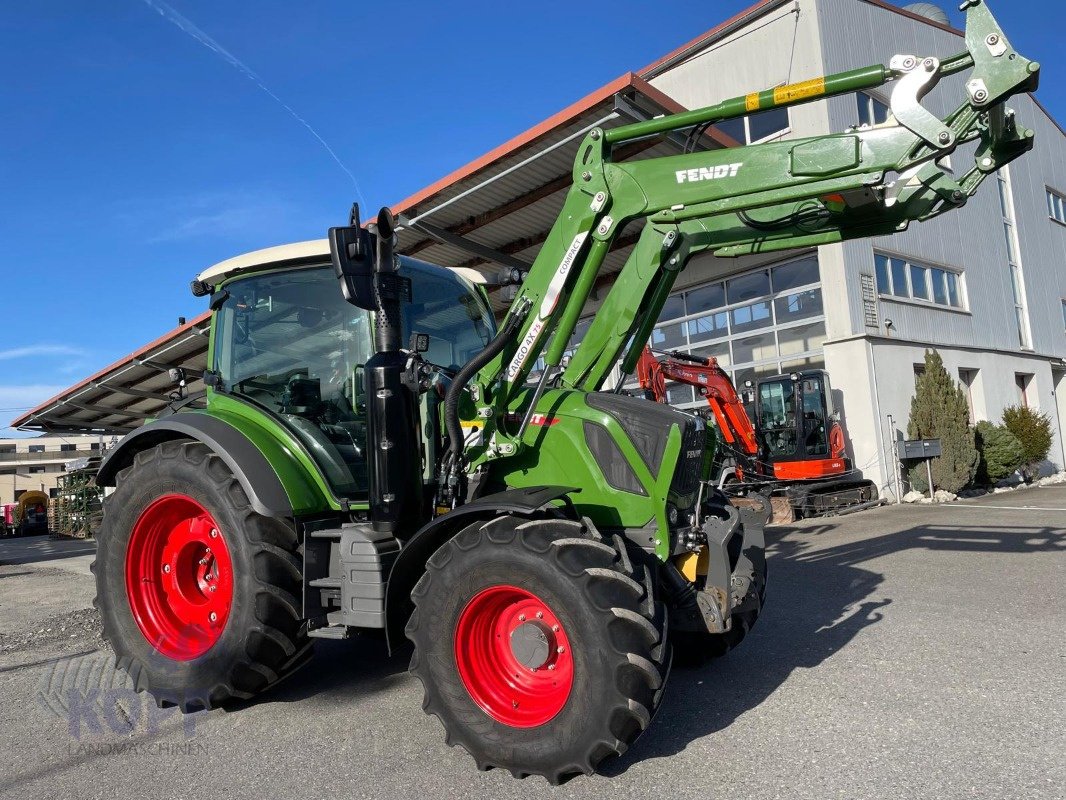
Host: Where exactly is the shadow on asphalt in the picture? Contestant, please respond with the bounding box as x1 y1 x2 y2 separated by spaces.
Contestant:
236 633 410 711
228 518 1065 773
603 519 1065 774
0 533 96 567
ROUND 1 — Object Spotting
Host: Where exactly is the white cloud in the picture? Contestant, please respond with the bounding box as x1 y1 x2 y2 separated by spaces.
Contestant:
0 345 88 361
113 189 314 244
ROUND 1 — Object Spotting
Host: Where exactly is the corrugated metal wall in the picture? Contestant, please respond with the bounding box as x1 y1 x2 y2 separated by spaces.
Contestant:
817 0 1066 356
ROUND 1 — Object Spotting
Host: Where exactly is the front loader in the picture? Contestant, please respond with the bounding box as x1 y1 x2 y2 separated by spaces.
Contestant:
92 2 1037 782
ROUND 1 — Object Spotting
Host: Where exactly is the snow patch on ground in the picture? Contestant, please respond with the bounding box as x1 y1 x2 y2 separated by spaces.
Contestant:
899 473 1066 503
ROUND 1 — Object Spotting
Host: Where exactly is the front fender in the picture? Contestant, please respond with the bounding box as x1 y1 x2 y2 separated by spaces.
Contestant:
382 486 579 652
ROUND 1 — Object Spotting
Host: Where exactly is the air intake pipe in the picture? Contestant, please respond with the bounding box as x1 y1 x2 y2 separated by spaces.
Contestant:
364 208 421 534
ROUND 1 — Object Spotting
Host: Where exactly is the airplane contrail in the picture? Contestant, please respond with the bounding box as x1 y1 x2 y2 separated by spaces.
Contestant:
140 0 367 209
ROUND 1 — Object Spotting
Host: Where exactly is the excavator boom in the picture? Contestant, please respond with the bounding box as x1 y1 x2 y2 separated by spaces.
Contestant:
636 346 759 457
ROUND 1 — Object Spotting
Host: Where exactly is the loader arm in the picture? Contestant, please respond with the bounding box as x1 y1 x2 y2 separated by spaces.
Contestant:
448 0 1037 478
636 346 760 457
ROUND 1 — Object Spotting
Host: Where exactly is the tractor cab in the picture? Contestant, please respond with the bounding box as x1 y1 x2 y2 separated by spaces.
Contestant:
200 242 495 502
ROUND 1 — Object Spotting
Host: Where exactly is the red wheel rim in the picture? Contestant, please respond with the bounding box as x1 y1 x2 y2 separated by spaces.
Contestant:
454 585 574 728
124 494 233 660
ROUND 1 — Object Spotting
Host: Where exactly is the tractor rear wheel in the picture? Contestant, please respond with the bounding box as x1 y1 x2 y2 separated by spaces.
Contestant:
406 516 670 784
93 441 311 711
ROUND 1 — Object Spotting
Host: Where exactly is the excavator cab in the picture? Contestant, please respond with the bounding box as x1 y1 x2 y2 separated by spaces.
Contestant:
755 370 843 476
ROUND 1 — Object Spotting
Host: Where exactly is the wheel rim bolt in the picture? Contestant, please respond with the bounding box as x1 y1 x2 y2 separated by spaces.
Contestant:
162 564 171 574
535 611 543 619
209 585 216 593
547 664 556 671
209 612 217 623
557 646 565 654
552 625 559 632
210 529 218 538
518 614 526 622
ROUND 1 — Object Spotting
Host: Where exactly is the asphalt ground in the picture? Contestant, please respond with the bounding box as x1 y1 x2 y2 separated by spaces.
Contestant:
0 487 1062 800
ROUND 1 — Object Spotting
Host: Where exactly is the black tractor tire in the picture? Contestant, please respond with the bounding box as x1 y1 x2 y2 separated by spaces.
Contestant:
407 515 670 784
93 440 311 712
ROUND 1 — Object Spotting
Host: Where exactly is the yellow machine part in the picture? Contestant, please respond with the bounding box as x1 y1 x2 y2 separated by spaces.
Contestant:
674 547 710 582
16 490 48 521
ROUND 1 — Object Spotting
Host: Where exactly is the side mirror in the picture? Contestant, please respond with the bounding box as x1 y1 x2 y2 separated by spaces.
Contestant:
328 203 375 311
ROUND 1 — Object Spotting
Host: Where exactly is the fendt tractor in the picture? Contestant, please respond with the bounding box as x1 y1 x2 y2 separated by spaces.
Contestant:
636 345 880 521
93 2 1036 782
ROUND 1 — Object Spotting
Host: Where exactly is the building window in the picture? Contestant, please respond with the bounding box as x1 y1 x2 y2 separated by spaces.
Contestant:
28 466 45 474
0 444 14 455
857 92 890 126
959 369 978 425
1048 187 1066 225
631 253 825 407
60 444 76 452
49 488 59 498
874 252 964 309
1015 373 1032 407
999 170 1031 349
1061 299 1066 330
28 445 45 453
90 442 101 451
715 106 789 145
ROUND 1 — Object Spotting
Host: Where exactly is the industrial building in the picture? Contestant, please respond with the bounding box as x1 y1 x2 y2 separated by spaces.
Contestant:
12 0 1066 500
0 434 104 504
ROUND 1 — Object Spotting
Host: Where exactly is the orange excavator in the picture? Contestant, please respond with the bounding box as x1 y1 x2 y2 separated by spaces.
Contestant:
636 345 879 522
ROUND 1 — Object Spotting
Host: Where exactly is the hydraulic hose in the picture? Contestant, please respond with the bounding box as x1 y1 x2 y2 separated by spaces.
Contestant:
442 311 526 465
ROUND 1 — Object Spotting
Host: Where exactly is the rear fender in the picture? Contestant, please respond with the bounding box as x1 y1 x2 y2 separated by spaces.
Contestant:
96 413 331 518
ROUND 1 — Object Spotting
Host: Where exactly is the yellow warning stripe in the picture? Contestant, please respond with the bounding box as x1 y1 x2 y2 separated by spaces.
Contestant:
773 77 827 105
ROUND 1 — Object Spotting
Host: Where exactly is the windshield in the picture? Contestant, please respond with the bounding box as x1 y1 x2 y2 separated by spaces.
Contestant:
758 379 797 457
402 260 494 369
212 261 494 500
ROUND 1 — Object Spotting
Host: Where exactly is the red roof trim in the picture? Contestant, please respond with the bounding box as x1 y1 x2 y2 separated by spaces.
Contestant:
391 73 639 217
11 310 211 429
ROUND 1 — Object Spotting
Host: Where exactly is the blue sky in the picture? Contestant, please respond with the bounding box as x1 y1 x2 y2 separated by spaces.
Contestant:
1 0 1062 435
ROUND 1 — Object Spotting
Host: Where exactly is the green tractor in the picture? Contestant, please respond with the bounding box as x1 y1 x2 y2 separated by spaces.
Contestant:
93 2 1036 782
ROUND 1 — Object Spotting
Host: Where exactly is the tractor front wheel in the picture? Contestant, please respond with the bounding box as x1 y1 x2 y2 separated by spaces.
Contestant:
93 441 311 711
407 516 670 783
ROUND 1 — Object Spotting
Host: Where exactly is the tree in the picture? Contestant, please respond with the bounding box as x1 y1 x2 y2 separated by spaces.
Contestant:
975 421 1025 484
907 350 978 493
1001 404 1054 478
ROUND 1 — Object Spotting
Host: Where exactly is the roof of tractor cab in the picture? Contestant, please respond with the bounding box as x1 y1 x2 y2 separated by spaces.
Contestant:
195 239 332 285
195 239 492 287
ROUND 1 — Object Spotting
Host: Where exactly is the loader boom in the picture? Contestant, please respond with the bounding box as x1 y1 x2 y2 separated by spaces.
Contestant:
446 0 1038 485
